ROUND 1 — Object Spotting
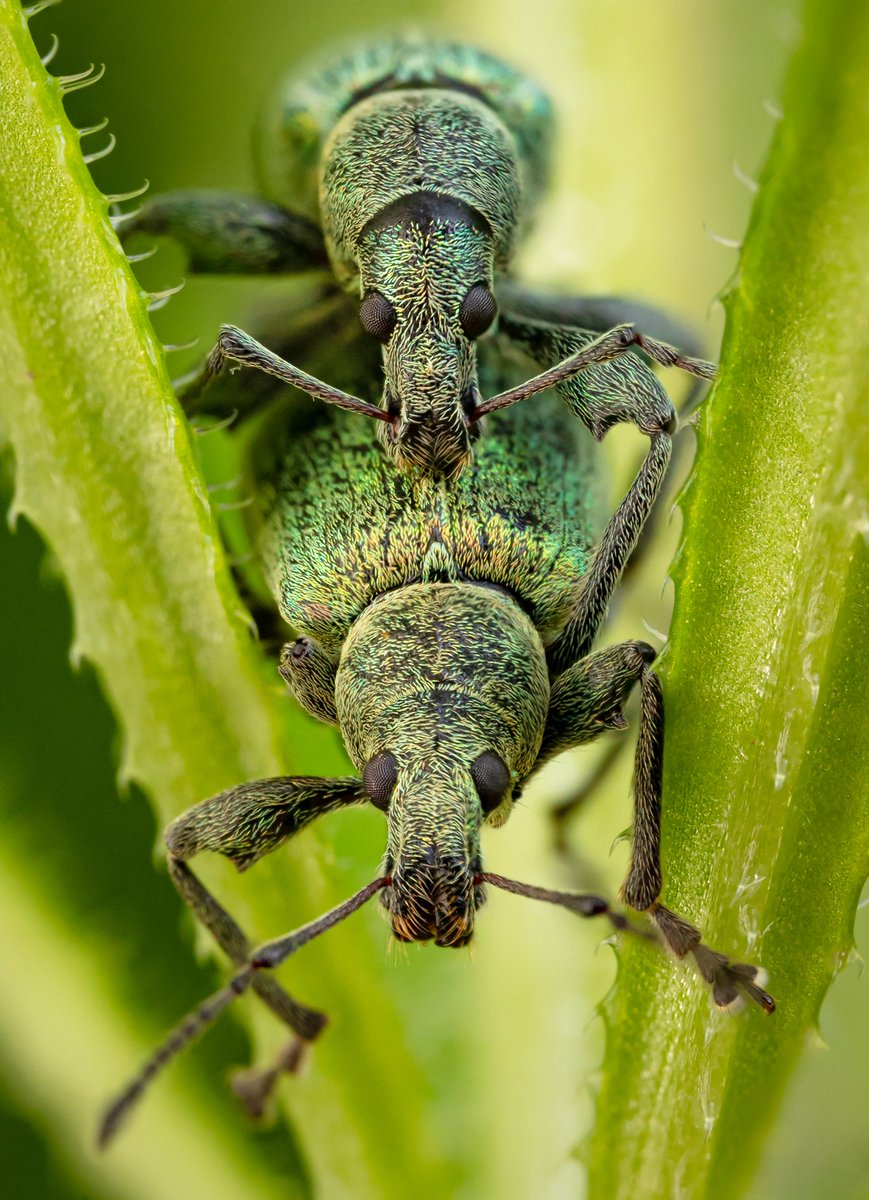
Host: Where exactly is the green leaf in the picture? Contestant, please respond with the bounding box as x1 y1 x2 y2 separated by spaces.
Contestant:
588 2 869 1197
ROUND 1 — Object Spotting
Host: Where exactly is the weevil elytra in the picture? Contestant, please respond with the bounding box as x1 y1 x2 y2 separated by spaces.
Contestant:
101 35 773 1145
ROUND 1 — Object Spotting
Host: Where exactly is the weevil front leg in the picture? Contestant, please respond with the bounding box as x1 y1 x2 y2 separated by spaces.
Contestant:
164 775 368 1112
532 641 774 1012
178 286 374 421
497 291 710 587
491 316 712 672
497 282 706 361
121 190 328 275
187 325 390 424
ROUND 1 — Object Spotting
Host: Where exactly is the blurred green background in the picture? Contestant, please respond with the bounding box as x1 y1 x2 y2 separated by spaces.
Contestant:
1 1 867 1198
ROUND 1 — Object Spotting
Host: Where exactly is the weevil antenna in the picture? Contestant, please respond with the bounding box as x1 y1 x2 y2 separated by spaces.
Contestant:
481 873 776 1012
97 877 389 1149
472 325 716 421
207 326 392 425
478 872 656 943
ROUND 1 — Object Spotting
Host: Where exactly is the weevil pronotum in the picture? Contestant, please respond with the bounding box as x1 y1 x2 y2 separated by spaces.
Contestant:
100 35 773 1146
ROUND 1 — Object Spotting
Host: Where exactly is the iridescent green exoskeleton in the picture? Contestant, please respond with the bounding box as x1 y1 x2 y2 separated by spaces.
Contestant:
101 36 772 1146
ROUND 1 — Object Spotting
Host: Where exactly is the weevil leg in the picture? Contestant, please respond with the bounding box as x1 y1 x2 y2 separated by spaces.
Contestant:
117 190 383 424
178 285 374 420
497 282 706 360
120 190 328 275
494 313 711 671
182 325 388 424
497 291 710 585
534 641 644 853
164 776 370 1107
536 640 650 766
549 424 673 674
497 287 710 434
525 642 774 1011
279 637 339 725
623 664 774 1011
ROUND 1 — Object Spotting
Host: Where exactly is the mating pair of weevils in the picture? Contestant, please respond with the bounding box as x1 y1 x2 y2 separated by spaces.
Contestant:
100 35 773 1146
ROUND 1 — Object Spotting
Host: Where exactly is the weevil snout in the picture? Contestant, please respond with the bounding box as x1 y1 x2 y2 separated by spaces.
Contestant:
383 382 474 477
382 845 483 947
356 200 498 475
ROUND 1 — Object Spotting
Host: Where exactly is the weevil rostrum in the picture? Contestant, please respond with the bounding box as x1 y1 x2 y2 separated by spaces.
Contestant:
100 36 774 1145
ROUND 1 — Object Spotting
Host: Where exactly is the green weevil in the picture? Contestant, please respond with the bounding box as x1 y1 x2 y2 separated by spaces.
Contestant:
100 35 773 1146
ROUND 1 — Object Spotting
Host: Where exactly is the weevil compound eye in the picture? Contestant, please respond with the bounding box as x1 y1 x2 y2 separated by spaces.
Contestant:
459 284 497 339
470 751 510 814
363 751 399 811
359 291 398 343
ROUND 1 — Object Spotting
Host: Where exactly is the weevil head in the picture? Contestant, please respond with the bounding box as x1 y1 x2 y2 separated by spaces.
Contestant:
319 90 521 476
357 204 497 477
336 583 549 946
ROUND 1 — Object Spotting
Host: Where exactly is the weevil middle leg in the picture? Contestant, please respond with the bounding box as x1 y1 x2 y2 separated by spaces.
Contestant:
479 322 770 1008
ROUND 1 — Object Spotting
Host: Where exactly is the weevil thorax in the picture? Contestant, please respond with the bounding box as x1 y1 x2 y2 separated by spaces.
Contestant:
335 583 549 946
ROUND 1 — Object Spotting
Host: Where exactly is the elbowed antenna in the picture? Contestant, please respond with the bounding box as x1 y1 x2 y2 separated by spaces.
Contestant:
480 872 775 1013
203 326 393 424
471 325 717 421
97 877 389 1149
479 871 656 940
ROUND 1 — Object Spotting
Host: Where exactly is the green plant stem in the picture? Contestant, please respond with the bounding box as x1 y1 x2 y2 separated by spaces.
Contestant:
0 5 439 1196
588 2 869 1197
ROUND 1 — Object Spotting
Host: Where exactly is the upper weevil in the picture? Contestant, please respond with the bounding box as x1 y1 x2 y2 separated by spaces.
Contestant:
101 36 773 1146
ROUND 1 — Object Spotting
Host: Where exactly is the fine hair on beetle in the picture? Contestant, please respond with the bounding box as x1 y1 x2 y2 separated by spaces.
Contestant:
101 33 775 1147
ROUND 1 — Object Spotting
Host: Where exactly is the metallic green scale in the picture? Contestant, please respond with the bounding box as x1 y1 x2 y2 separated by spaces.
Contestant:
259 394 595 657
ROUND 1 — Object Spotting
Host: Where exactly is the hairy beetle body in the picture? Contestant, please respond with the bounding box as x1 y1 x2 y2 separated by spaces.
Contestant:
257 393 595 656
103 36 773 1147
256 35 553 246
